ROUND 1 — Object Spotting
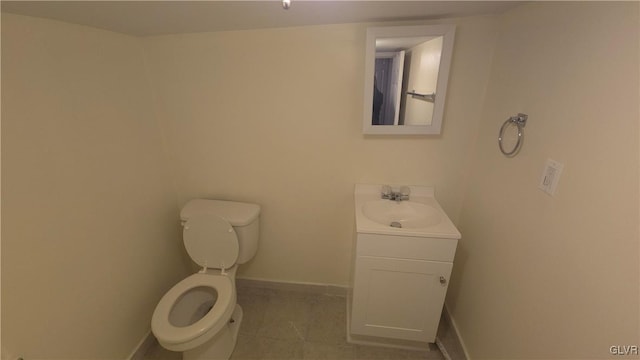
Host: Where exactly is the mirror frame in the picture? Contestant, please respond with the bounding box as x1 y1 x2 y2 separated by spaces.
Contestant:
362 24 456 135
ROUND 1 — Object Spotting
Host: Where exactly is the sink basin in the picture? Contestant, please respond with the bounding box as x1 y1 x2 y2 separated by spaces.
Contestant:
362 200 442 228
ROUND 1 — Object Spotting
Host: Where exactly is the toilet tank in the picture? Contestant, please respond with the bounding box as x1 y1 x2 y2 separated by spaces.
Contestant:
180 199 260 264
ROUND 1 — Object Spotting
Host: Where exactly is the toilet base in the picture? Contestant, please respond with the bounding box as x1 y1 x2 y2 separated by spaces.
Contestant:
184 304 244 360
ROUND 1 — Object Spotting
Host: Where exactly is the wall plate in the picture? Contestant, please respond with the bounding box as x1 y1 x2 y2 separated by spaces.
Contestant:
539 158 564 196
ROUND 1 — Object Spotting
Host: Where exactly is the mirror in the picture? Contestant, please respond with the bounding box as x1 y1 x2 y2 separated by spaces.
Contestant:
362 25 456 135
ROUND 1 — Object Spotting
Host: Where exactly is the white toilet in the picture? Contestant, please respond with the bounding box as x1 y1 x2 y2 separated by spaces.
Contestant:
151 199 260 360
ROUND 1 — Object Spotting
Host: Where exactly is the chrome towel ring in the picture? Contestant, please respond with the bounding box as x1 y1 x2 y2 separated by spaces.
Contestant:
498 113 528 156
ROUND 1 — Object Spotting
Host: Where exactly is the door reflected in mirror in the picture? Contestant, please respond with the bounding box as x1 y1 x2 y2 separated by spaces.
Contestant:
373 36 442 126
363 25 455 135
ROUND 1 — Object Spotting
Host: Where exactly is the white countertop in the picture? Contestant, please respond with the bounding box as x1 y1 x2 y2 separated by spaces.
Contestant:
354 184 461 239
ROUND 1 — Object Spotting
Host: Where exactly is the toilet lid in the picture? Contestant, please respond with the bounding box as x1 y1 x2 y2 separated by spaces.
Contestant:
183 214 239 269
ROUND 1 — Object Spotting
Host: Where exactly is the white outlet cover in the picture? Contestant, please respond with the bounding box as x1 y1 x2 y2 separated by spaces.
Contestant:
539 158 564 196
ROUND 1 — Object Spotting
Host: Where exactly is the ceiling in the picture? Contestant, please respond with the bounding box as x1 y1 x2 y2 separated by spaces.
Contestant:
1 1 522 37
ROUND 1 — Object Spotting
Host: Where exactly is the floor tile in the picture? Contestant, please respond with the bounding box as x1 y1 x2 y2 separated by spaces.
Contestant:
143 340 181 360
236 290 269 336
355 345 444 360
230 334 261 360
303 342 356 359
257 337 304 360
257 290 315 341
306 295 348 345
144 287 445 360
405 347 445 360
355 345 414 360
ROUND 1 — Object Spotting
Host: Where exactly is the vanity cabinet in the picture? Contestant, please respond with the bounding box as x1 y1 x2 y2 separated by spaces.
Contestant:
350 233 457 343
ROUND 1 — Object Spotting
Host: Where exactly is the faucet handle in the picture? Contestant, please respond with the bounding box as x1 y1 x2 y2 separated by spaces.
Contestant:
381 185 392 198
398 186 411 200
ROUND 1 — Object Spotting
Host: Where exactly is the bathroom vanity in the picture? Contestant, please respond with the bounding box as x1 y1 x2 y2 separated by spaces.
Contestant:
349 184 460 347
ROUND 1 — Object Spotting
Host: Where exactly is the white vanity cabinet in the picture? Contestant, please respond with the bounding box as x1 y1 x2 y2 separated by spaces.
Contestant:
350 233 457 343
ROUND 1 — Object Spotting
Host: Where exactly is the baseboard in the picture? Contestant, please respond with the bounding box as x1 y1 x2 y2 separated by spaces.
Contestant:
236 276 348 297
127 330 155 360
446 304 471 360
435 337 452 360
435 304 471 360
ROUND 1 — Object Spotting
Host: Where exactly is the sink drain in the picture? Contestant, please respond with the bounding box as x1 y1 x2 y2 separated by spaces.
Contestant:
390 221 402 228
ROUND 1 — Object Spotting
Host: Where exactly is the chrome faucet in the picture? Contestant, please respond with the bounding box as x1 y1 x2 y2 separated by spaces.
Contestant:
381 185 411 202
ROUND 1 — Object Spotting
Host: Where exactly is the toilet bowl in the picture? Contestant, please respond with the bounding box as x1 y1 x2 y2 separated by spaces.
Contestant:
152 272 235 351
151 199 260 360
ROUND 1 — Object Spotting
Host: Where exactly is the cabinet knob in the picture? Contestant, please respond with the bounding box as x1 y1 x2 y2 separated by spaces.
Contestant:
439 276 447 285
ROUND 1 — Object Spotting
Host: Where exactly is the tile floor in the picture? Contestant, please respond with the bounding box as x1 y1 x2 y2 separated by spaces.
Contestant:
144 286 445 360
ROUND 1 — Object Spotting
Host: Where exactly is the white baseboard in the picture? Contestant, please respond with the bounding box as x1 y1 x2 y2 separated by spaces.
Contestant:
443 304 471 360
435 337 452 360
127 330 155 360
236 276 348 296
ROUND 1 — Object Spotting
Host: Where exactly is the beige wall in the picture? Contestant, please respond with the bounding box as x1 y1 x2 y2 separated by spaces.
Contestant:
1 14 190 359
448 2 639 359
5 3 636 359
142 16 499 286
0 12 499 358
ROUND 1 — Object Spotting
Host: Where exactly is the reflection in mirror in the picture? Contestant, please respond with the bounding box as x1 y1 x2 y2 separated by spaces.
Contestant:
363 25 455 135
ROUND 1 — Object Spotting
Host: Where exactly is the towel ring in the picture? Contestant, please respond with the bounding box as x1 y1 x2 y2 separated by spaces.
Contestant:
498 113 528 156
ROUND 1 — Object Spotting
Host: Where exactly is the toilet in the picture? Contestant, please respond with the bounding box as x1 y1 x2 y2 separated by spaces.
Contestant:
151 199 260 360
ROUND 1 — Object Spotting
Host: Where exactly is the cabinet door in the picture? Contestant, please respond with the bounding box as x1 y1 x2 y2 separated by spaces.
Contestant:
351 256 452 342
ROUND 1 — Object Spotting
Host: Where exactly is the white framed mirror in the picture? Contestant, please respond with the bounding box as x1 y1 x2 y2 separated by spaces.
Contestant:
362 25 456 135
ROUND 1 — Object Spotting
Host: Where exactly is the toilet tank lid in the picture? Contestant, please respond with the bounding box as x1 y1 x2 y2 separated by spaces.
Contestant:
180 199 260 226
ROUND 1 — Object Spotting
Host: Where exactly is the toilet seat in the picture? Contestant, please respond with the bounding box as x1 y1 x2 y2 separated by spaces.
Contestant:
151 273 235 351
